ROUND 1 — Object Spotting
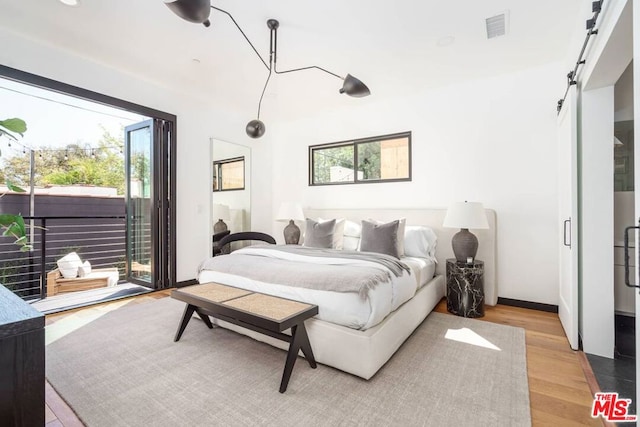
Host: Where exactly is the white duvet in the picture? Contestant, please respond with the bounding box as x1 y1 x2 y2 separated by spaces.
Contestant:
197 246 432 330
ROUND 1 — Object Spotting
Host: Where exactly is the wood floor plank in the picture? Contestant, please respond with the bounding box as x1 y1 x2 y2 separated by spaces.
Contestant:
530 392 600 426
528 377 594 406
531 408 599 427
525 329 572 352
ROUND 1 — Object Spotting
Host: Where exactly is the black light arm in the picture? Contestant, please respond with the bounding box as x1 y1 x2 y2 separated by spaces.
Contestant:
210 6 269 71
275 65 343 80
267 19 370 97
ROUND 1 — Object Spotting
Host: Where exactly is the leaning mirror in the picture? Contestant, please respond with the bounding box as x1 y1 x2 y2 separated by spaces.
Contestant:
210 138 251 252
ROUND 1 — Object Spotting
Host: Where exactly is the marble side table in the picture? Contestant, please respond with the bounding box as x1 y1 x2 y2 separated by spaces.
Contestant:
446 259 485 318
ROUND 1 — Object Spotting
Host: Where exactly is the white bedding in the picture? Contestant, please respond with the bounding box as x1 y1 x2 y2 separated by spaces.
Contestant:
402 256 436 289
197 247 435 330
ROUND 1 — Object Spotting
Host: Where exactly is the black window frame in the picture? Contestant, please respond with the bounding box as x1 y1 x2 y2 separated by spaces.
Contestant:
308 131 412 186
212 156 245 192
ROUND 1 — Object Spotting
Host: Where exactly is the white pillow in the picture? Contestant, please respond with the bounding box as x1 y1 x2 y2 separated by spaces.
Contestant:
404 226 438 260
59 267 78 279
78 260 92 277
366 218 406 257
317 218 345 249
57 252 82 279
343 220 361 251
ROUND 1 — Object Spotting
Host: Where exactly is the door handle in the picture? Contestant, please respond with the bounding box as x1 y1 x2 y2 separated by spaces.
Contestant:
563 219 571 248
624 225 640 288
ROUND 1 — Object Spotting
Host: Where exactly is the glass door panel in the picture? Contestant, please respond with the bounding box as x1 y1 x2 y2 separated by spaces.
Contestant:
125 120 154 287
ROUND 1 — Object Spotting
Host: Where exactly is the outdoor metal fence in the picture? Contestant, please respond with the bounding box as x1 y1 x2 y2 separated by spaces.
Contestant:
0 216 128 300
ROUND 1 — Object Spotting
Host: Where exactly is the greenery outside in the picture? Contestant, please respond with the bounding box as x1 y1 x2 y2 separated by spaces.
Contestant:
0 127 125 194
0 118 31 251
312 142 383 184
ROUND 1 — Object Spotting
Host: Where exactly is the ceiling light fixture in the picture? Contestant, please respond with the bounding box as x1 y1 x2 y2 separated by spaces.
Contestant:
164 0 370 138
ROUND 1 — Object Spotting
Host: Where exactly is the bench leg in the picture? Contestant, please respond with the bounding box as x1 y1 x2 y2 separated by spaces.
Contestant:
279 323 315 393
174 304 196 342
297 323 317 369
195 309 214 329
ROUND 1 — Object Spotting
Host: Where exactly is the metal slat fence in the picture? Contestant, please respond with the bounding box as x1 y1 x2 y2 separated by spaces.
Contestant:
0 216 132 300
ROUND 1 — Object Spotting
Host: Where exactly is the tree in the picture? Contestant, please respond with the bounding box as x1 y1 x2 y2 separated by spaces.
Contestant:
357 142 381 180
0 127 125 194
312 142 382 183
313 145 354 183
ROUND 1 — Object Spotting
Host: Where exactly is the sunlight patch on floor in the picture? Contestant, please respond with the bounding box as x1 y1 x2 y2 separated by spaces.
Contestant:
45 298 134 345
445 327 501 351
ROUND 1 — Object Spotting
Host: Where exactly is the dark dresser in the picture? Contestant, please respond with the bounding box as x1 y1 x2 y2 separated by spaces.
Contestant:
0 285 45 426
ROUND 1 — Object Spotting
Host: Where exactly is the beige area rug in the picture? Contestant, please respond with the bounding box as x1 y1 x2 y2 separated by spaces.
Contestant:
46 297 531 426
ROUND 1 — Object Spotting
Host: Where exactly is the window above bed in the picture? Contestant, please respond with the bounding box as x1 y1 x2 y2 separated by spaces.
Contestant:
309 132 412 186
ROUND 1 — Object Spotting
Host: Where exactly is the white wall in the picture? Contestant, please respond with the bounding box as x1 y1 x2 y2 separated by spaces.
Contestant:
615 61 634 122
0 27 254 282
262 61 565 305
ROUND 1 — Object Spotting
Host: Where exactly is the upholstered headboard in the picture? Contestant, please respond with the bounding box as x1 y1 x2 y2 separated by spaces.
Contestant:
305 208 498 305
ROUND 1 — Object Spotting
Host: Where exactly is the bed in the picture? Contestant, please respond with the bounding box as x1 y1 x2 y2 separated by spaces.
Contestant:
197 208 496 379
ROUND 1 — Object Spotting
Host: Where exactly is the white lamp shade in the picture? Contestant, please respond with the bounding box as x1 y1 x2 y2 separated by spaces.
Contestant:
276 202 305 222
443 201 489 229
212 203 230 220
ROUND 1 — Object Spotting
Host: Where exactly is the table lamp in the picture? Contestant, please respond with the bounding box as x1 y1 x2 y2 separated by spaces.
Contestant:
212 204 230 233
443 201 489 263
276 202 305 244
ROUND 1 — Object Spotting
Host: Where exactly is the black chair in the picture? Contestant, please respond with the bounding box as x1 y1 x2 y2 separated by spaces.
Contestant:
217 232 276 251
212 230 231 256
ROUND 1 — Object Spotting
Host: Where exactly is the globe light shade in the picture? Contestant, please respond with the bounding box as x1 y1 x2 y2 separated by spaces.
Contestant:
246 119 266 138
164 0 211 27
339 74 371 97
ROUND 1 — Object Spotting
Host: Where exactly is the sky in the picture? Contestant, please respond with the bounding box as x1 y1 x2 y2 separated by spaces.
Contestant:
0 77 147 159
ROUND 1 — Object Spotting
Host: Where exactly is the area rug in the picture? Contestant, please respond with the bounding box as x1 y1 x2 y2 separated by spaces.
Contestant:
46 297 531 426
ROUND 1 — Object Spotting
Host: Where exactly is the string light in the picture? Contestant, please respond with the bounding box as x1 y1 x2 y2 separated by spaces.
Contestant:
1 138 123 160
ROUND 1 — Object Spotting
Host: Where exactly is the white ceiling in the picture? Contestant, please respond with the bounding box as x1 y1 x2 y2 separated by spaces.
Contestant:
0 0 584 121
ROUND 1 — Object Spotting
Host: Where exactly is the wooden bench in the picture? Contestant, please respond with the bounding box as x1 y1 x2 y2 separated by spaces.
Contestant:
46 267 119 297
171 282 318 393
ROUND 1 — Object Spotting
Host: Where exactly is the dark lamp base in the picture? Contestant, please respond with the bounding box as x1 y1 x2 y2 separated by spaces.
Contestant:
283 220 300 245
451 228 478 263
214 220 228 234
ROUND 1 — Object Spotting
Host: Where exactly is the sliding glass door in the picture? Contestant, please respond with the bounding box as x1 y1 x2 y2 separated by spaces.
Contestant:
125 119 173 289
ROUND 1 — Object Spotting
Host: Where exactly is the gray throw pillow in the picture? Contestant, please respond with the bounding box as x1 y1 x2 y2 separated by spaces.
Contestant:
303 218 336 248
359 219 400 258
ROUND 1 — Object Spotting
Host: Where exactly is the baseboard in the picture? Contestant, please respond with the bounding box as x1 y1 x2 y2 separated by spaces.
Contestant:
176 279 198 288
497 297 558 313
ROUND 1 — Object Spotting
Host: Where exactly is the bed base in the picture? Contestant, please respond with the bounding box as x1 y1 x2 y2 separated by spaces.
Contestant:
207 274 445 380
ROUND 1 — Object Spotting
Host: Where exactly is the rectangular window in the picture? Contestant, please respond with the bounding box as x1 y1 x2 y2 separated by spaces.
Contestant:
309 132 411 186
213 156 245 191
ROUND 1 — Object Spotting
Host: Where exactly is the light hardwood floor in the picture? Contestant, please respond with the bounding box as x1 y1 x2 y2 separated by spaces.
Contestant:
44 292 604 426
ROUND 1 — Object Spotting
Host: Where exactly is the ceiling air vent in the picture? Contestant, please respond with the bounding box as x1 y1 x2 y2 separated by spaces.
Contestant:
485 12 509 39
